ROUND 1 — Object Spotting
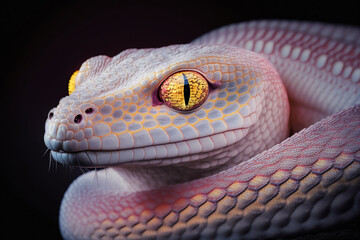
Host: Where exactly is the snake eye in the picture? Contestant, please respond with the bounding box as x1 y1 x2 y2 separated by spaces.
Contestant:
158 71 209 111
68 70 79 95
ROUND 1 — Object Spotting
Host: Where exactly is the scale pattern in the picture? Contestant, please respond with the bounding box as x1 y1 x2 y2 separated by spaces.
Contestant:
194 20 360 129
61 106 360 239
43 20 360 239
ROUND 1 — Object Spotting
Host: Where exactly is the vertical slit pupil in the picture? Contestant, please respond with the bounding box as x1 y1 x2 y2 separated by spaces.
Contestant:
183 74 190 106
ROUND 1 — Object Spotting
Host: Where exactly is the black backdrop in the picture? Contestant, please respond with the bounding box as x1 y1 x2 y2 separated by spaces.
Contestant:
3 1 359 239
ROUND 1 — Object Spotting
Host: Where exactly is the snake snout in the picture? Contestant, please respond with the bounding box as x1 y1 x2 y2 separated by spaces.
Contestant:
47 107 89 125
44 105 93 153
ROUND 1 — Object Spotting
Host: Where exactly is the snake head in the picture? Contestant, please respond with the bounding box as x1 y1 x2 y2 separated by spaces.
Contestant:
44 44 288 169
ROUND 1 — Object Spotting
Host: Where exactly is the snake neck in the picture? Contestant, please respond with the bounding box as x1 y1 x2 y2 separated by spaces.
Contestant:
110 166 210 193
109 135 251 193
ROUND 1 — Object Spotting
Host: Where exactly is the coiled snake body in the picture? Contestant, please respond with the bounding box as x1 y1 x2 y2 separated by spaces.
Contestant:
44 20 360 239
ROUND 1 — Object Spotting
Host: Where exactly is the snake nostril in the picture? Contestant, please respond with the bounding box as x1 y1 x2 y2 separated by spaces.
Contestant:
74 114 83 124
85 108 93 114
48 111 54 120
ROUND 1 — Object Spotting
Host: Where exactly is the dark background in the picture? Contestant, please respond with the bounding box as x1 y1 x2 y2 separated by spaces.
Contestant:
3 0 359 239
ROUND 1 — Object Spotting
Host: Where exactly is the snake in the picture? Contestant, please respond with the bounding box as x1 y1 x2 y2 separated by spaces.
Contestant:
44 20 360 239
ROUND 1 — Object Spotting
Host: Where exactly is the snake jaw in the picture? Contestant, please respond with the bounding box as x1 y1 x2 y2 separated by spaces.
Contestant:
48 127 251 168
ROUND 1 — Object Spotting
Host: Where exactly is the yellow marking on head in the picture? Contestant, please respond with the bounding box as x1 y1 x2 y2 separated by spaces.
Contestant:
68 70 79 95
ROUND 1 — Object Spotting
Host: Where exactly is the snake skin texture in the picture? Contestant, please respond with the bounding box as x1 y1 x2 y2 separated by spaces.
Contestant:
194 21 359 131
44 20 360 239
60 106 360 240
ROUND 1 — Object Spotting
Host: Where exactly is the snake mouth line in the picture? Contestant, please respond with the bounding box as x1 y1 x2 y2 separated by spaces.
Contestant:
51 128 248 168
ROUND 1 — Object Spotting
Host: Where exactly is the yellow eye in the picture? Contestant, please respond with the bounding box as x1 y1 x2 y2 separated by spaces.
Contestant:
68 70 79 95
159 71 209 111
